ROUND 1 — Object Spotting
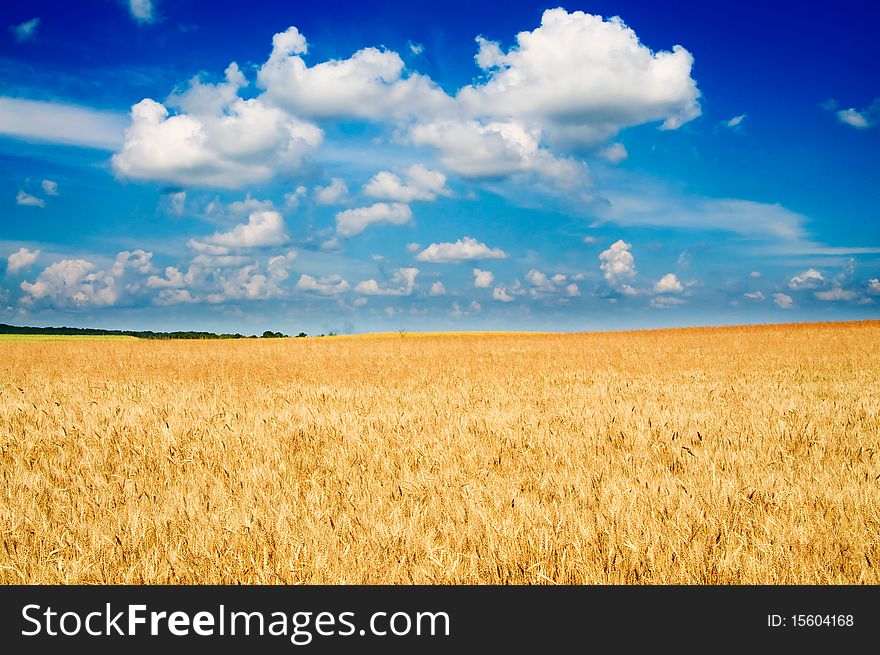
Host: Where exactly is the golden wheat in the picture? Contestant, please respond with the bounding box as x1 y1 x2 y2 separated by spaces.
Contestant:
1 321 879 584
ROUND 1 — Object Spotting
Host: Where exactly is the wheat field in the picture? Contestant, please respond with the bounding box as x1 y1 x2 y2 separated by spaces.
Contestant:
1 321 879 584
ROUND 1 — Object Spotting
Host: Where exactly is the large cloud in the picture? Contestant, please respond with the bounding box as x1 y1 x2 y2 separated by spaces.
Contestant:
257 27 452 120
457 9 701 148
112 64 323 188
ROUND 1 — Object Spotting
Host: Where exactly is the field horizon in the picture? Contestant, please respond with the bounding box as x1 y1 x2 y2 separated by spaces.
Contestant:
3 318 877 341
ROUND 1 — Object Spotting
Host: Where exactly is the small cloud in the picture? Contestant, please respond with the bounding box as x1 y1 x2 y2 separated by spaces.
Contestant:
165 190 186 216
314 178 349 205
743 291 765 301
773 292 794 309
723 113 746 129
296 274 350 296
750 271 761 278
191 211 288 250
599 239 637 292
429 281 446 296
16 190 45 208
320 237 342 252
491 279 524 302
336 203 412 237
598 142 628 164
364 164 449 203
284 185 307 208
582 235 599 244
473 268 494 288
10 17 39 42
416 237 507 263
408 41 425 56
128 0 156 24
354 268 419 296
867 279 880 295
653 273 683 294
451 300 481 317
788 268 824 290
565 282 581 297
650 295 685 308
831 98 879 129
406 242 421 253
6 247 40 275
815 287 857 301
837 108 870 129
41 179 59 196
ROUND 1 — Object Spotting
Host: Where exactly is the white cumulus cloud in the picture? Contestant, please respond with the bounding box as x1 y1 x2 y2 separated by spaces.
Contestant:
457 9 701 148
112 64 323 188
335 202 413 237
364 164 449 202
191 211 288 251
409 119 586 187
654 273 683 294
599 239 637 294
257 26 452 121
415 237 507 263
787 268 825 290
6 247 41 274
20 250 154 308
473 268 494 288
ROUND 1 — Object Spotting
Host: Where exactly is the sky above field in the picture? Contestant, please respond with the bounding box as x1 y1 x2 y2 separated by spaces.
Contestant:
1 0 878 334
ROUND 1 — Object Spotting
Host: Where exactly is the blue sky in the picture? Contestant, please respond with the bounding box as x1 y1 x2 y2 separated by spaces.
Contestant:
1 0 878 334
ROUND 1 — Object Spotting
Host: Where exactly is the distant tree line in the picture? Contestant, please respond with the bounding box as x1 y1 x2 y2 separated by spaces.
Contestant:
0 323 310 340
